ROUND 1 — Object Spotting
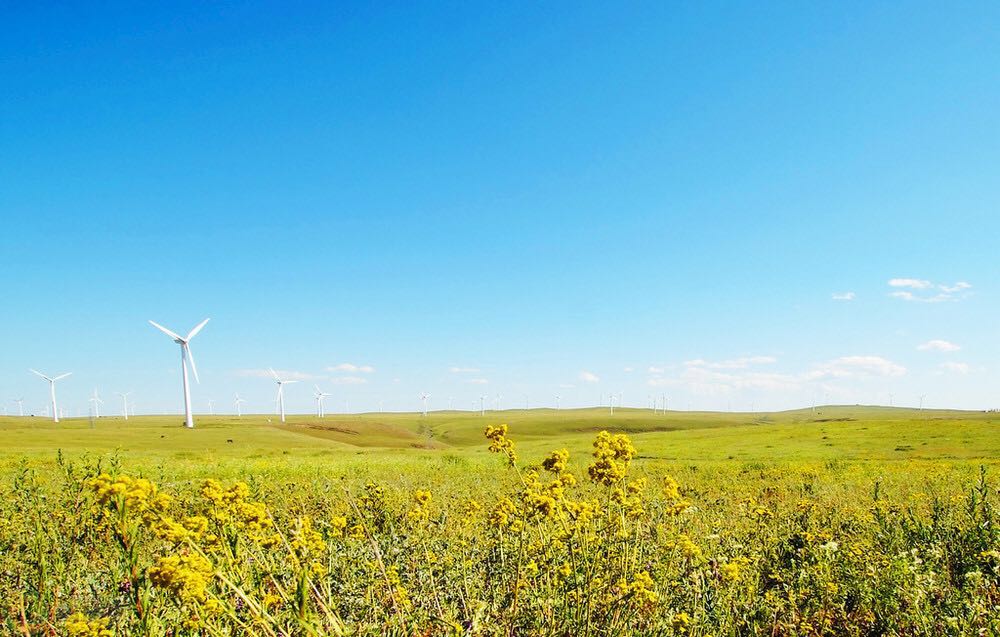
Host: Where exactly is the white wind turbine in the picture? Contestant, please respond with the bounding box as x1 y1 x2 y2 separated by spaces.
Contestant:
12 398 24 417
116 392 131 421
89 389 105 418
313 385 331 417
479 395 486 416
234 393 247 417
207 399 215 415
269 368 298 423
555 395 561 410
420 393 429 416
29 369 71 423
149 318 210 429
495 393 502 411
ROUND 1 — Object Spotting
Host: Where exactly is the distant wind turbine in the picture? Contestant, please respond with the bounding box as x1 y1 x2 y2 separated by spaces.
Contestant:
313 385 330 417
149 318 210 429
12 398 24 417
234 393 246 417
88 389 104 418
495 393 502 411
269 368 298 423
555 395 561 410
420 393 429 417
207 399 215 415
29 370 71 423
116 392 131 420
479 395 486 416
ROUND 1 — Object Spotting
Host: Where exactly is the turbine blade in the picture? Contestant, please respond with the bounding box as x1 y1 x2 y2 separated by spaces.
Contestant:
29 369 53 381
149 320 183 341
186 344 201 383
185 318 210 341
269 367 280 381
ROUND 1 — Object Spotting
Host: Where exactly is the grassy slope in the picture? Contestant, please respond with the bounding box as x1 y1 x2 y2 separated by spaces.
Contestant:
0 406 996 473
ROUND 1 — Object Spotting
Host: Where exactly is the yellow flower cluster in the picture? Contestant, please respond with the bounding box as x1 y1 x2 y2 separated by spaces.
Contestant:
485 424 517 466
617 570 658 605
407 489 433 524
662 476 692 516
588 431 637 485
542 448 569 473
87 473 172 517
147 554 213 603
64 613 113 637
200 479 275 544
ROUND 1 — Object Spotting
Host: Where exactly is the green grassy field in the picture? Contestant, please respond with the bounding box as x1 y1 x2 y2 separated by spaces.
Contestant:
3 406 998 635
2 405 997 471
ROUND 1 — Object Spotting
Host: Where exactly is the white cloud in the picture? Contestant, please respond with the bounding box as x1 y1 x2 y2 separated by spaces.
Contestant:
889 278 933 289
449 366 480 373
940 282 972 293
623 367 634 373
235 369 317 381
326 363 375 373
467 378 489 385
805 356 906 380
684 356 777 370
558 383 576 389
940 362 970 374
888 279 972 303
578 370 600 383
330 376 368 385
648 365 666 374
917 339 961 352
832 292 856 301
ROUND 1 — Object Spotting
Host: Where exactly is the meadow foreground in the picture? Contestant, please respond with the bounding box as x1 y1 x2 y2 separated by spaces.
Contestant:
0 408 997 636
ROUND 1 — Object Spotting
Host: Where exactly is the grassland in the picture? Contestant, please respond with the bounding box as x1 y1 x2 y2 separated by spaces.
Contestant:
1 407 997 635
1 405 997 474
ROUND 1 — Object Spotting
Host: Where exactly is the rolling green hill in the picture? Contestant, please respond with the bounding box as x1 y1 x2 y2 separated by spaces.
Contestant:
1 406 996 475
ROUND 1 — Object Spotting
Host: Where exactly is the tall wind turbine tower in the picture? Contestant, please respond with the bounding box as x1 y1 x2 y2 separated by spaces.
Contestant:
12 398 24 417
479 395 486 416
313 385 331 417
207 399 215 415
88 389 104 418
269 368 298 423
116 392 131 421
555 395 561 410
234 393 246 417
149 318 210 429
29 370 71 423
420 393 429 417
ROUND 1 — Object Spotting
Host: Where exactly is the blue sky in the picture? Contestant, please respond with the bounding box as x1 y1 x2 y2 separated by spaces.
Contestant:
2 2 998 416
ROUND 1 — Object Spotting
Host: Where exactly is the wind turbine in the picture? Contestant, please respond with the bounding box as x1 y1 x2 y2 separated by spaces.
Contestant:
313 385 330 417
420 393 429 416
555 395 561 410
207 399 215 415
269 368 298 423
116 392 131 421
495 393 502 411
88 389 104 418
234 393 246 417
479 395 486 416
12 398 24 417
609 393 615 416
149 318 210 429
29 370 71 423
919 394 926 411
